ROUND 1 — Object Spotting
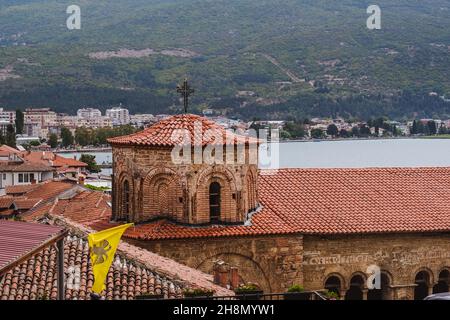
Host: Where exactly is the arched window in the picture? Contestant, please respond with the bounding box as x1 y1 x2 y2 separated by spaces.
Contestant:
345 275 364 300
324 276 342 298
414 271 431 300
123 180 130 220
367 272 392 300
433 270 450 294
209 182 221 223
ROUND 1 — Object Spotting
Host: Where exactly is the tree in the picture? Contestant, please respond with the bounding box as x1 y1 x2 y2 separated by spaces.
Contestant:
29 140 40 147
60 127 74 147
49 133 58 148
339 129 349 138
310 128 324 139
79 154 101 173
359 125 371 137
5 124 16 147
427 120 437 135
351 126 360 137
75 127 92 146
283 121 306 139
411 120 418 135
326 124 339 137
15 109 24 134
438 124 448 135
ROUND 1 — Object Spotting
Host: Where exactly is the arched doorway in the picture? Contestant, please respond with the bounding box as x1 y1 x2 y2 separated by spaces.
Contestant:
433 270 450 294
367 272 392 300
345 275 364 300
414 271 431 300
325 276 342 298
209 182 221 223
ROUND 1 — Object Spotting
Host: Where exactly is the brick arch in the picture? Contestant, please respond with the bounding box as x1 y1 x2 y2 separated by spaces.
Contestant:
412 266 435 285
196 166 237 192
349 271 367 288
141 167 183 221
323 272 346 292
116 172 134 221
244 167 258 214
196 252 272 293
195 168 238 224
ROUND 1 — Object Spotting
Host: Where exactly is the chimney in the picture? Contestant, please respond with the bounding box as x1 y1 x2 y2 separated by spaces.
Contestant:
230 267 240 290
212 260 239 289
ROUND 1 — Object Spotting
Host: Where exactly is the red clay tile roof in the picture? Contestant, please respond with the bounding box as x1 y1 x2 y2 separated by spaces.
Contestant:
21 181 74 200
0 196 14 209
107 114 258 147
0 234 185 300
5 184 39 195
2 181 75 216
24 190 111 226
0 145 19 154
52 155 87 168
22 168 450 239
19 151 87 169
0 215 233 300
0 161 54 172
13 198 42 210
0 220 66 275
0 209 14 217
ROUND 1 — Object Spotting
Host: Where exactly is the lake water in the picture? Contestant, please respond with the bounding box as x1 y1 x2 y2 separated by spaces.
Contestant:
57 139 450 172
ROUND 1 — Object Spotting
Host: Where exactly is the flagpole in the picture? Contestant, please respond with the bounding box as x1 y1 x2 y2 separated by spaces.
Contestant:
57 238 65 300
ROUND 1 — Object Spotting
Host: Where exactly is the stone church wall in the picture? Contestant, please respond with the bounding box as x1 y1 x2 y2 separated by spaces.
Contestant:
128 234 304 294
303 233 450 299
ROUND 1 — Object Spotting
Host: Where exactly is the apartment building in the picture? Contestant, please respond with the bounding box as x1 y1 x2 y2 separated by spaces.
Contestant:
106 106 130 126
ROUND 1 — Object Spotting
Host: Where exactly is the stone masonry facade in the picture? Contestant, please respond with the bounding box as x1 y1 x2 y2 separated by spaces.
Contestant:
129 234 304 294
302 233 450 299
111 145 258 225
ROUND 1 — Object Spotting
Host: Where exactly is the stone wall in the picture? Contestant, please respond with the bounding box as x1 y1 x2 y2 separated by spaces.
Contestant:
302 233 450 299
128 234 304 294
111 145 258 225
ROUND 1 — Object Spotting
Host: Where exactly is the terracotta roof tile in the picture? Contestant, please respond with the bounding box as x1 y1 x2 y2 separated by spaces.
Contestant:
0 196 14 209
5 184 39 195
107 114 258 147
0 234 185 300
0 145 19 154
19 152 87 169
0 161 54 172
13 198 41 210
24 190 111 226
22 168 450 239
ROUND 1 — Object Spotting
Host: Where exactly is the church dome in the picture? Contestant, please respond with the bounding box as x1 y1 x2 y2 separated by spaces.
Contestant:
108 114 258 147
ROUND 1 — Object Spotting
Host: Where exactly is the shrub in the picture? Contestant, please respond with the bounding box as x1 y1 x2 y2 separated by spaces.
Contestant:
234 283 261 294
325 290 339 300
287 284 304 293
183 288 215 298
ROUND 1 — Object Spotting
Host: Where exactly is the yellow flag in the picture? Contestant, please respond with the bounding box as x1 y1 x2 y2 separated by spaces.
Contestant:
88 223 133 293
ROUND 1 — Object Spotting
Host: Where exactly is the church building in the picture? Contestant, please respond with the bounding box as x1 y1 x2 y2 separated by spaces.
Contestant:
107 113 450 300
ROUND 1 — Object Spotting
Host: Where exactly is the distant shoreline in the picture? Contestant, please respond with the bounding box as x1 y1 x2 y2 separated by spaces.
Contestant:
279 136 450 143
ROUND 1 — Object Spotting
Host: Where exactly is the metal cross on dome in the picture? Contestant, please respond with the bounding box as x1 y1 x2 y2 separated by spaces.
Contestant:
177 78 195 113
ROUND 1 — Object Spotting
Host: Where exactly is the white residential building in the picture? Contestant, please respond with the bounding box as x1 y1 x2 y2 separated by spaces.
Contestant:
77 108 102 119
24 108 57 138
0 108 15 124
0 147 54 195
129 114 156 128
106 106 130 126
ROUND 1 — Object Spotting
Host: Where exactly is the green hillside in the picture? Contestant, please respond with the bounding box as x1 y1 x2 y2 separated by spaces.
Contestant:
0 0 450 119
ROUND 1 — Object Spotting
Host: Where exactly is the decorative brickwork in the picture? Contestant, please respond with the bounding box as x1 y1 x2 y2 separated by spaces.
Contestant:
129 235 304 293
109 115 259 225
